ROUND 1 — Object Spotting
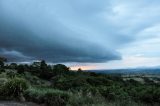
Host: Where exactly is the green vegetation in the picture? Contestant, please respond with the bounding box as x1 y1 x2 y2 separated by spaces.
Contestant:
0 57 7 68
25 87 69 106
0 58 160 106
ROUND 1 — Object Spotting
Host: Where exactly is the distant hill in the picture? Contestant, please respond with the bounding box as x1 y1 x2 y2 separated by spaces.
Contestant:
88 68 160 75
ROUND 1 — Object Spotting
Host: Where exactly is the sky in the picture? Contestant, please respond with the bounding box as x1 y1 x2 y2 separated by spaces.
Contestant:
0 0 160 70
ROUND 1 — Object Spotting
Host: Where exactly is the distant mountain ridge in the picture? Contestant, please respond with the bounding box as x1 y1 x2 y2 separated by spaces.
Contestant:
88 68 160 74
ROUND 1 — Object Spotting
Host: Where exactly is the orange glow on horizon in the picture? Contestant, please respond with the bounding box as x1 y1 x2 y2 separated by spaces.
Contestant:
70 65 96 71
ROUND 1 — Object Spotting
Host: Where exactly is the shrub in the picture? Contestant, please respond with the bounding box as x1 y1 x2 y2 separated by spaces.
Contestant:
45 90 70 106
25 87 70 106
24 88 46 103
99 86 130 101
67 90 106 106
24 72 42 85
0 78 8 100
0 69 5 74
0 78 8 86
0 72 7 78
3 77 29 98
6 70 17 78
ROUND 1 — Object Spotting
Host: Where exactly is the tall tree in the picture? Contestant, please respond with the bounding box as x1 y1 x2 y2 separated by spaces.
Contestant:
53 64 70 75
40 60 48 71
0 57 7 68
39 60 53 79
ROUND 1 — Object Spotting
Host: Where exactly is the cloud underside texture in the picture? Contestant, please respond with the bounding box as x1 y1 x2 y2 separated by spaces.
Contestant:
0 0 122 63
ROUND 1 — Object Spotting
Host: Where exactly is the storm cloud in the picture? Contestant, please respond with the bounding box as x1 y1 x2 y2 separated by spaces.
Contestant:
1 0 160 67
0 0 122 62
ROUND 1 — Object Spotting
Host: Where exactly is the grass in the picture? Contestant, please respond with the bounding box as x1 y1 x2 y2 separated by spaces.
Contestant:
24 87 70 106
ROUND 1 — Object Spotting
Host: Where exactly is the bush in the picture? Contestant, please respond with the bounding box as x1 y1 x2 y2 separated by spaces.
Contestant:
25 87 70 106
68 91 106 106
0 78 8 86
6 70 17 78
24 88 46 103
2 77 29 98
0 78 7 100
99 85 130 101
45 90 70 106
24 72 44 85
0 69 5 74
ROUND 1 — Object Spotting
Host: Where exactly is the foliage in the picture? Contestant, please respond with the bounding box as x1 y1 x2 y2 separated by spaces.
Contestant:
0 57 7 68
0 69 5 74
2 77 29 98
0 78 8 86
53 64 70 75
17 65 26 74
25 87 70 106
0 59 160 106
68 90 106 106
6 70 17 78
9 63 18 69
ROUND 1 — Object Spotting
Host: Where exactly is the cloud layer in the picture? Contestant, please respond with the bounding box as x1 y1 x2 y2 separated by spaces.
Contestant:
1 0 160 67
0 0 122 62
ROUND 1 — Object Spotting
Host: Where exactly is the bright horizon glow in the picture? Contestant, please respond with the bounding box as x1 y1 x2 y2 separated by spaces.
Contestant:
70 65 97 71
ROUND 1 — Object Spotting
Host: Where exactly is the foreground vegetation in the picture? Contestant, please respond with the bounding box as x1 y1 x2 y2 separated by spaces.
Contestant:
0 58 160 106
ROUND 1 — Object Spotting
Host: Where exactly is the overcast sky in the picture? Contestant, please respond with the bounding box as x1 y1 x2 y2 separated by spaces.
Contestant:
0 0 160 69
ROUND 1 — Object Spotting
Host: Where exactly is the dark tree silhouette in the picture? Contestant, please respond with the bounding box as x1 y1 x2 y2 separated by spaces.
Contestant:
39 60 53 79
0 57 7 68
40 60 48 71
78 68 82 72
53 64 70 75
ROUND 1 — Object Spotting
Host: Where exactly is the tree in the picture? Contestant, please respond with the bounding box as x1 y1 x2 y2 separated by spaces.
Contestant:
10 63 18 69
0 57 7 68
17 65 25 74
39 60 53 79
78 68 82 72
53 64 70 75
40 60 48 71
